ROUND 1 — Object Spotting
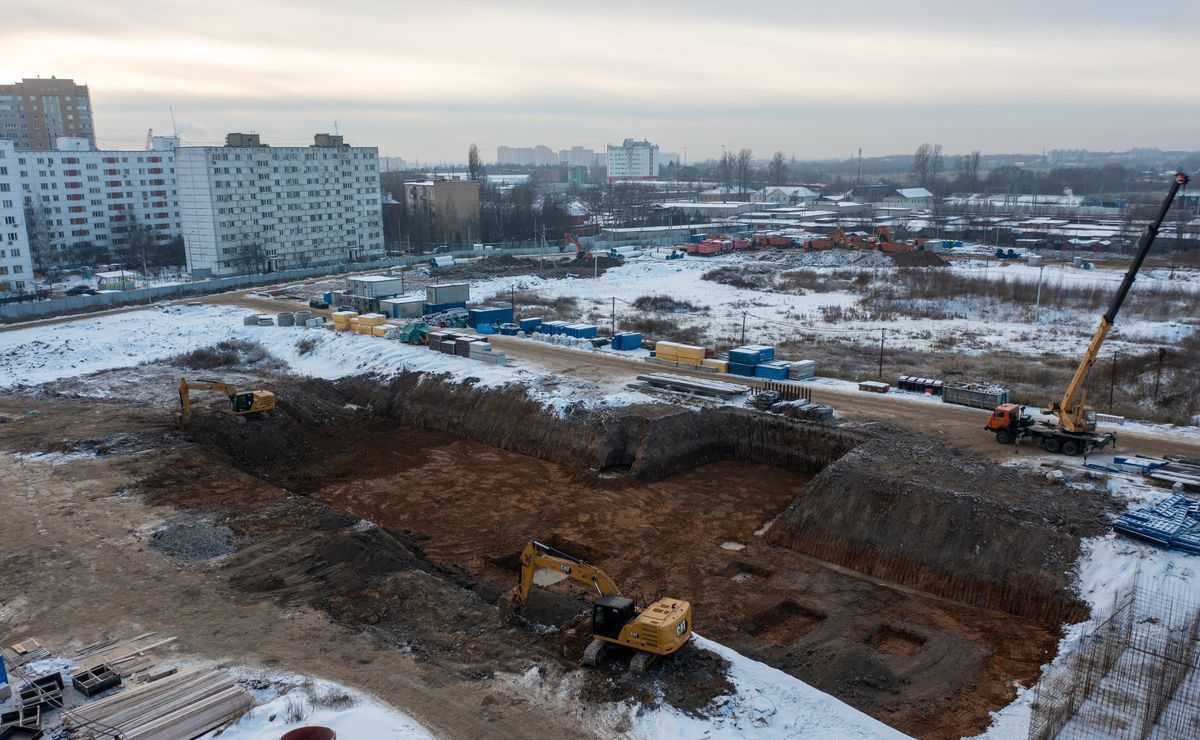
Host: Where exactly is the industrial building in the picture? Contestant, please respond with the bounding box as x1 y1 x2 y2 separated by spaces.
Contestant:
0 141 34 295
0 77 95 151
13 135 182 264
401 178 480 246
177 133 384 276
606 138 659 182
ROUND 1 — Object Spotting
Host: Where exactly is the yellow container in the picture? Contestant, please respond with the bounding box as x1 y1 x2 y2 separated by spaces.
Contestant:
655 341 705 361
332 310 358 321
358 313 387 327
702 358 729 372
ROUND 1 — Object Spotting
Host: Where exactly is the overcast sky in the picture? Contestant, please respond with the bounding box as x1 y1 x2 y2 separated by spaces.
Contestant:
3 0 1197 163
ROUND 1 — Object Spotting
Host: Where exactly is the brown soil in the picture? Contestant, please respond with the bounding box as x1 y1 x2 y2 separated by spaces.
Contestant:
156 373 1085 739
891 251 950 267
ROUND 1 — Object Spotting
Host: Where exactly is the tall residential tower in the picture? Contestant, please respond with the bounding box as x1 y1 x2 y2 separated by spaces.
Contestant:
0 77 95 151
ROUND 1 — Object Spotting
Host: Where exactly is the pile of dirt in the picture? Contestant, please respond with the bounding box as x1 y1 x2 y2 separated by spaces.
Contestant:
149 517 236 561
576 640 734 717
892 250 949 267
767 249 896 269
766 429 1117 625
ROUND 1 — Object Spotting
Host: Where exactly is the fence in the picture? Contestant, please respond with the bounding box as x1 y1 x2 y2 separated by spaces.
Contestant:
1028 574 1200 739
1 244 563 321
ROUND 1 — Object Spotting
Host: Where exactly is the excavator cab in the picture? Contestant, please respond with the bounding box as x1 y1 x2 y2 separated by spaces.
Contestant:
592 595 636 639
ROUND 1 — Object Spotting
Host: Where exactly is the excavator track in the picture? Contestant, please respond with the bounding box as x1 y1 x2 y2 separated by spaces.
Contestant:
629 651 655 673
582 638 607 667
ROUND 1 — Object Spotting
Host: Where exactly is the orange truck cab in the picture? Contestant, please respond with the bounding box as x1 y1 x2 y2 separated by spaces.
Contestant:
986 403 1026 444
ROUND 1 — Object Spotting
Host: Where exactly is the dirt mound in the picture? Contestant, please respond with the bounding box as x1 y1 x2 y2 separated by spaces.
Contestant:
766 430 1117 625
892 250 949 267
149 517 236 560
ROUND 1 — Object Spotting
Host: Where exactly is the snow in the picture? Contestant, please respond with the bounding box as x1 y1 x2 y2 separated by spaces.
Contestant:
637 635 907 738
207 674 432 740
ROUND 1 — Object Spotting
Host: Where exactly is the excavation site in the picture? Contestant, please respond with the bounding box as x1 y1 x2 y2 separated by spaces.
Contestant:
50 369 1111 740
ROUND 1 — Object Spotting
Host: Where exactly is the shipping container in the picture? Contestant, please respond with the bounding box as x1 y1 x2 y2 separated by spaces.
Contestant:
426 282 470 305
347 275 406 299
467 306 514 328
379 295 425 320
424 300 467 314
519 317 543 332
942 382 1009 409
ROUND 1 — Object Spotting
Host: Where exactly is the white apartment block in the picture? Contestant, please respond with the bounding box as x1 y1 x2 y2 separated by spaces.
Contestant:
177 133 383 277
0 141 33 295
606 138 659 182
15 136 182 262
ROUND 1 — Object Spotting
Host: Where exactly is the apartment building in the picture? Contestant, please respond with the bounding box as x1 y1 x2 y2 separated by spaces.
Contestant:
606 138 659 182
14 136 182 263
0 141 33 295
402 178 480 245
0 77 95 151
177 133 383 276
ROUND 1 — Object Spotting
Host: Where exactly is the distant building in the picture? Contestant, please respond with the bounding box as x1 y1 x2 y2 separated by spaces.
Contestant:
0 77 95 151
606 139 658 182
0 141 33 294
756 186 819 206
14 135 182 264
882 188 934 209
559 146 603 167
402 178 480 245
496 145 557 166
177 133 383 276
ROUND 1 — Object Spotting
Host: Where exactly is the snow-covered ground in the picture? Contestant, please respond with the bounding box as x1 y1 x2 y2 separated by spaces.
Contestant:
455 253 1197 357
204 672 433 740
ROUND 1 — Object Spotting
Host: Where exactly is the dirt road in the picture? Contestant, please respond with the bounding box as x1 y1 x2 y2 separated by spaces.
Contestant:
481 335 1200 461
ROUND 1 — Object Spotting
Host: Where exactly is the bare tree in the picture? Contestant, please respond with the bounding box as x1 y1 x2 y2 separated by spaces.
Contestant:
768 151 787 186
911 143 943 190
718 151 733 197
467 143 485 182
735 148 754 196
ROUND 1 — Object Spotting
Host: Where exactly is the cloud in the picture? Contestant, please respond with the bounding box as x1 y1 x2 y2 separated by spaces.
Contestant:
2 0 1197 160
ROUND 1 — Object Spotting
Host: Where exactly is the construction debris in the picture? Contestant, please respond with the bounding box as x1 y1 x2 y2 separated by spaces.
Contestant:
634 373 747 399
1114 493 1200 553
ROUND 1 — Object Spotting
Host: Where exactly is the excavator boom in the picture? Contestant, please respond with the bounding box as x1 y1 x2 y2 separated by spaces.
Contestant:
1053 172 1189 432
506 540 620 613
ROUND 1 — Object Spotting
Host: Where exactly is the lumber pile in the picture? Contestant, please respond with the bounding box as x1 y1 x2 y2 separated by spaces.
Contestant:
65 667 251 740
635 372 747 399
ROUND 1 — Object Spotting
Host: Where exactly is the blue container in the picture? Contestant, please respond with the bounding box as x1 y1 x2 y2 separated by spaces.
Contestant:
728 362 757 377
476 323 495 334
575 325 598 339
425 300 467 314
519 317 543 332
616 331 642 350
756 361 790 380
689 234 703 244
322 291 333 305
467 306 514 328
747 344 775 362
728 348 763 365
541 320 567 335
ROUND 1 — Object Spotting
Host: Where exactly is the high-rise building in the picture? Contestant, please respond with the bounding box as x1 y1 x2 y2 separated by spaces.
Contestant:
0 141 34 295
559 146 603 167
177 133 383 276
606 138 659 182
496 145 559 166
0 77 95 151
13 136 181 264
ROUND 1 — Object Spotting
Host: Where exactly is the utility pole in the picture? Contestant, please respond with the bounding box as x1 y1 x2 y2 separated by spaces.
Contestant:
1109 352 1118 413
878 329 885 380
611 297 616 336
740 313 747 345
511 286 516 321
1034 264 1045 321
1154 348 1166 402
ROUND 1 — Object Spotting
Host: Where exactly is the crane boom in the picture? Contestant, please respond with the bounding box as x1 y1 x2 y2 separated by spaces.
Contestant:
1052 172 1189 433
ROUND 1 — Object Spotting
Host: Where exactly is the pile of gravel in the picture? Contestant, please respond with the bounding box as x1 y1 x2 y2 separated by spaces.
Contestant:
149 519 236 561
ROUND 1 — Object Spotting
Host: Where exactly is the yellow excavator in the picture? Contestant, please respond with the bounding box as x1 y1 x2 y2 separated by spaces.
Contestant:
177 378 276 418
987 172 1190 454
501 540 692 672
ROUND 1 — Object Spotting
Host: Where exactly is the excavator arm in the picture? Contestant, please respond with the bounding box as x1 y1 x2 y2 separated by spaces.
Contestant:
178 378 242 416
504 541 620 614
1052 173 1189 433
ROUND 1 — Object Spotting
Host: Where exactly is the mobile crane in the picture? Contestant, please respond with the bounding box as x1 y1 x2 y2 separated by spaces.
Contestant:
986 172 1190 455
177 378 276 418
501 540 692 672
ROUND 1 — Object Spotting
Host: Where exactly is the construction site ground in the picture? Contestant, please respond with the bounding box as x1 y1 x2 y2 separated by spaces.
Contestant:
3 271 1198 739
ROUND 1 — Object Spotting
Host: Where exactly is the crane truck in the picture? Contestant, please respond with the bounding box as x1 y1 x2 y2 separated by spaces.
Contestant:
986 172 1190 455
501 540 692 672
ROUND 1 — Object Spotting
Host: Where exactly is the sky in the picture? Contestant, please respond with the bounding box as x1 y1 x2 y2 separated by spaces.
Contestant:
3 0 1198 164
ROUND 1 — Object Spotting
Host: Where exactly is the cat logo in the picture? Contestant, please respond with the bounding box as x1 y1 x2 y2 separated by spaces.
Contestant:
676 620 688 638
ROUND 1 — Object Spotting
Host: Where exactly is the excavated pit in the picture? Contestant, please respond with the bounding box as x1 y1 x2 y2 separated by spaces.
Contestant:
172 373 1115 738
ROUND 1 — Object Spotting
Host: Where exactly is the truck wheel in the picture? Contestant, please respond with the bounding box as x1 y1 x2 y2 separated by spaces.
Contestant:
1043 437 1062 454
1061 439 1081 456
995 429 1013 445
